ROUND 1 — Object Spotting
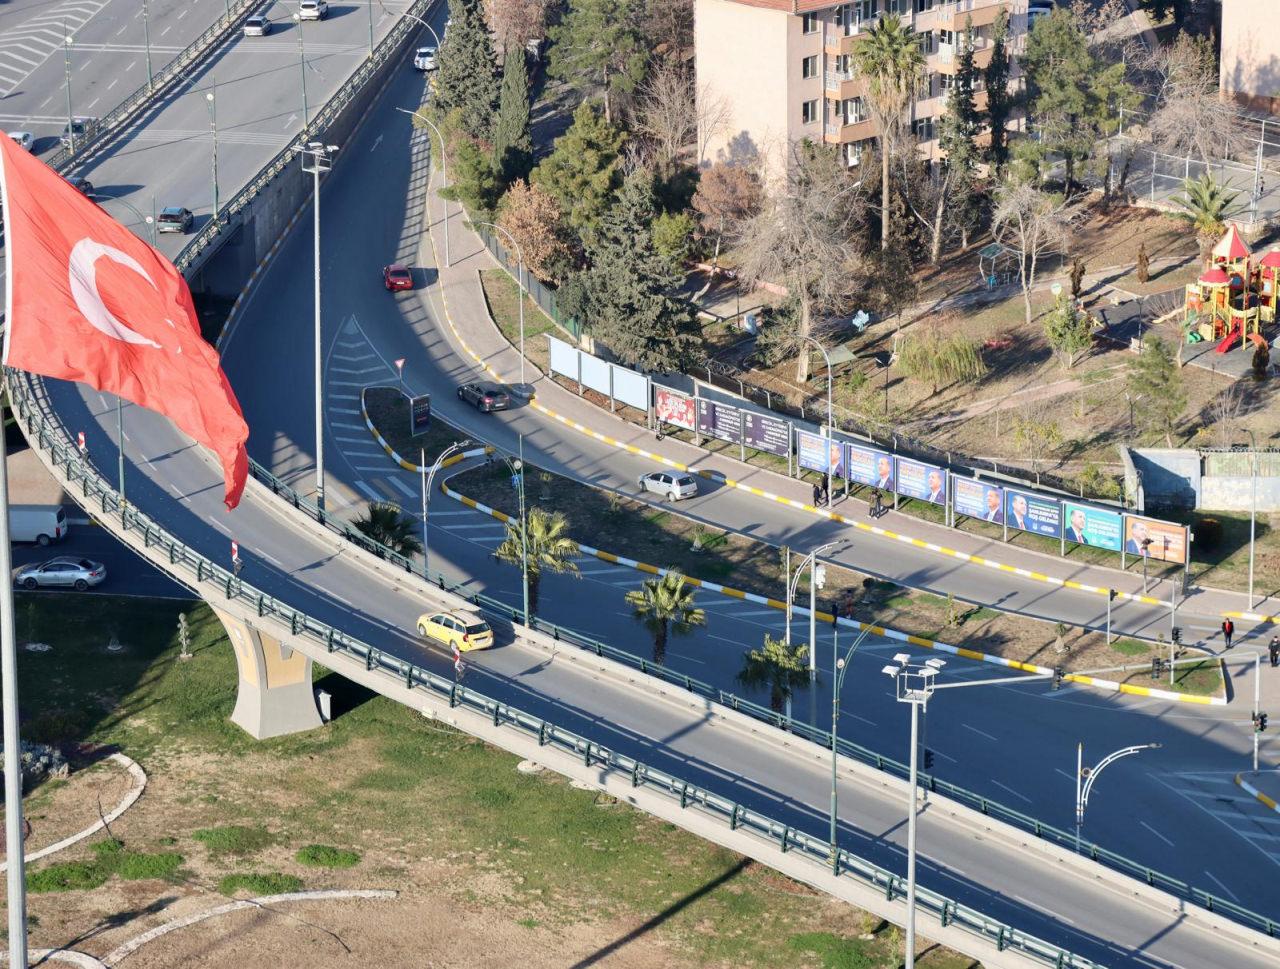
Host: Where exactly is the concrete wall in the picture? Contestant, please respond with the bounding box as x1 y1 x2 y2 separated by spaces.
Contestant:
1221 0 1280 112
1130 447 1280 512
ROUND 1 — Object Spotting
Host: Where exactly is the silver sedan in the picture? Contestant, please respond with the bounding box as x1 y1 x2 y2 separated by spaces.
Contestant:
14 557 106 591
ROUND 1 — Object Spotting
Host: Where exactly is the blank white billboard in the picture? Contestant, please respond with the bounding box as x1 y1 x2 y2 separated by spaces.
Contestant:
611 365 648 411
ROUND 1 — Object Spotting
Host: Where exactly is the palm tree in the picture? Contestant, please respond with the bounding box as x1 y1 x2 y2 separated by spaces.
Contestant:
624 570 705 665
851 16 925 251
352 502 423 556
494 507 580 615
737 634 811 717
1172 172 1244 266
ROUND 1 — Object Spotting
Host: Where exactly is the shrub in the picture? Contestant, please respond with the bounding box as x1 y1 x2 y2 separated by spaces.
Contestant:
218 873 303 897
117 852 183 880
193 825 275 856
295 845 360 869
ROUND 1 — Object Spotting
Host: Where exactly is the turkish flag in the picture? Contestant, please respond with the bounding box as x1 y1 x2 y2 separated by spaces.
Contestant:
0 133 248 509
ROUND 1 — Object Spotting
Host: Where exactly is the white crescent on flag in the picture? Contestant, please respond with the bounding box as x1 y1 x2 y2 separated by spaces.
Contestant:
67 238 164 349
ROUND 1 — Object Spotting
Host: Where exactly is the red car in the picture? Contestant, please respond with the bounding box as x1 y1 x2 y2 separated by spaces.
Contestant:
383 264 413 291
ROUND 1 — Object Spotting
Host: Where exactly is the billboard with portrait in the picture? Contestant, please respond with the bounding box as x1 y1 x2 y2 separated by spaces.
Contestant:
654 388 695 431
742 411 790 457
953 478 1004 524
1123 515 1188 564
896 457 947 505
697 398 742 444
796 430 844 476
1063 503 1123 551
1004 488 1062 537
845 443 896 491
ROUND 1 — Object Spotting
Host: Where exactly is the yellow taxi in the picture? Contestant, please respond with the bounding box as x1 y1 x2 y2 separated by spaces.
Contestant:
416 610 494 652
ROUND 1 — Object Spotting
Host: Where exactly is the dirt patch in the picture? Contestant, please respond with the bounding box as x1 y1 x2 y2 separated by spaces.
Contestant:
1 753 133 859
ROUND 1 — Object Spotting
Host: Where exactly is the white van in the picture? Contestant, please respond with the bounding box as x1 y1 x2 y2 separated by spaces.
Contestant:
9 505 68 546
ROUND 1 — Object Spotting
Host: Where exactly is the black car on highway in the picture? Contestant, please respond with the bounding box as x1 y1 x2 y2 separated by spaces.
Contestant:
457 382 510 413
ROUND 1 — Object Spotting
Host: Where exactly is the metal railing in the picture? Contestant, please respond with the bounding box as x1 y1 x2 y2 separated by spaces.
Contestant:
4 368 1108 969
49 0 260 175
475 226 583 339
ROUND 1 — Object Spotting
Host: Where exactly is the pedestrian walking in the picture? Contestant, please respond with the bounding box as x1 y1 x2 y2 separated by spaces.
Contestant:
1222 618 1234 649
870 487 881 517
812 482 822 506
1269 635 1279 668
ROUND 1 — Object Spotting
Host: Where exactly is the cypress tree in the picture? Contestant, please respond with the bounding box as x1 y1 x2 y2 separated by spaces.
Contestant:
984 9 1012 173
435 0 499 143
938 17 981 249
492 51 532 184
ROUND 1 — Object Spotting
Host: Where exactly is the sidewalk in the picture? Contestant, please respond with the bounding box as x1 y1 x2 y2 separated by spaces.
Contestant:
415 175 1271 635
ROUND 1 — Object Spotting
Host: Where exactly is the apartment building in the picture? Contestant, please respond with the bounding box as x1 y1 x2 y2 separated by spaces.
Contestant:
696 0 1032 177
1220 0 1280 114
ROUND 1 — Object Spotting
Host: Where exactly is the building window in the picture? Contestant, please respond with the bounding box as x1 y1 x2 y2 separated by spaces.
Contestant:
843 96 866 124
915 0 934 12
853 0 878 29
916 30 934 55
938 72 955 91
802 12 819 34
802 99 819 125
938 29 955 46
913 117 935 142
802 55 819 79
884 0 902 14
844 141 866 167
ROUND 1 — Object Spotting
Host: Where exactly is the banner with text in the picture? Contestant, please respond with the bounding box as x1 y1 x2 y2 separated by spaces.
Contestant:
796 430 843 475
1005 488 1062 537
697 398 742 444
953 478 1004 523
1123 515 1188 564
896 457 947 505
1063 503 1123 551
654 388 695 431
846 442 895 491
742 411 790 456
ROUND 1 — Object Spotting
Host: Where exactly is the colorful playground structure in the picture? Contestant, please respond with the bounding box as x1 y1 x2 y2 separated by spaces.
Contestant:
1184 224 1278 354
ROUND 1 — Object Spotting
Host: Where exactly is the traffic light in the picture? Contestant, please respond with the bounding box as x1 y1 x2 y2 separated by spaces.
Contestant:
1171 627 1182 645
923 749 935 771
1151 657 1163 680
1053 666 1064 690
1261 712 1269 732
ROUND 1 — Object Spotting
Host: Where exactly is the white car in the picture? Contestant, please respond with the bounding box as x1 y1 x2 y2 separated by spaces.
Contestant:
638 471 699 501
298 0 327 20
7 131 34 152
243 14 272 35
413 46 437 70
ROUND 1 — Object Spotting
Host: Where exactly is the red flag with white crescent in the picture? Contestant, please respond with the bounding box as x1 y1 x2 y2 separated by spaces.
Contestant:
0 133 249 509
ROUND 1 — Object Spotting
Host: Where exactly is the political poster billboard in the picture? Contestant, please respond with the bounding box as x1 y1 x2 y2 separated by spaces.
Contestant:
654 388 695 431
896 457 947 505
1063 503 1123 551
742 411 790 457
845 443 895 491
697 398 742 444
953 478 1004 523
1005 488 1062 537
796 430 844 476
1123 515 1188 564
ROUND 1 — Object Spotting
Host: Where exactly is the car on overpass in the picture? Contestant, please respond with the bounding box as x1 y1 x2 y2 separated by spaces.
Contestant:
7 131 34 152
14 557 106 591
417 610 493 651
243 13 272 35
298 0 328 20
457 382 510 413
413 46 437 71
157 207 194 233
65 175 94 196
60 117 98 149
382 264 413 290
638 470 699 501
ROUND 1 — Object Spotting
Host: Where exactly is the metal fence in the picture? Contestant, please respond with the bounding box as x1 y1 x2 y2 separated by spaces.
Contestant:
476 226 583 339
5 368 1108 968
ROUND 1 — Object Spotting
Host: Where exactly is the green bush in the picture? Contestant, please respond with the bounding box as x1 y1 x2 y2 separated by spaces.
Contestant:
193 825 275 856
218 872 304 897
117 851 183 880
27 861 108 893
295 845 361 869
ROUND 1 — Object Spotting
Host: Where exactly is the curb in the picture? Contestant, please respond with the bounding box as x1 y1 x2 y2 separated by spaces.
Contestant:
437 465 1225 707
1225 611 1279 625
359 387 493 473
1234 772 1280 815
215 204 307 353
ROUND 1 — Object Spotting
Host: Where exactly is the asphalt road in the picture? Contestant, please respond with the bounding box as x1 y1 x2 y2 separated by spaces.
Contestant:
10 524 193 599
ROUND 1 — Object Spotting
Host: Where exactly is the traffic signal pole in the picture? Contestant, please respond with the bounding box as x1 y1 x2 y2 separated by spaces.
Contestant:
1255 653 1261 773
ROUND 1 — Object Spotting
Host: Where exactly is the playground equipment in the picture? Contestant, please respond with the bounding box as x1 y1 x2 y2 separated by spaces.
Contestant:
1184 224 1275 353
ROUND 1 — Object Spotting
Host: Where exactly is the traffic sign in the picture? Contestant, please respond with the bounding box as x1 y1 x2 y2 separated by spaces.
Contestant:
409 393 431 436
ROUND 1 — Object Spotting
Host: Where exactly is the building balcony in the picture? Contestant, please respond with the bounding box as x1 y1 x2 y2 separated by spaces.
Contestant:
823 117 877 145
934 39 994 72
938 0 1008 31
824 72 866 100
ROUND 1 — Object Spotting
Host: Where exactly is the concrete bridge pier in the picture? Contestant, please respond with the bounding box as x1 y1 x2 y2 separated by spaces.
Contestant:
212 608 324 739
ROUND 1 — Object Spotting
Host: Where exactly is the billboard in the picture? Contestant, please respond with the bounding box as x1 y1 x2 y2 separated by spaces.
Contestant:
1063 503 1123 551
654 388 695 431
580 352 611 396
548 335 578 380
953 478 1004 523
796 430 845 476
846 443 895 491
1005 488 1062 537
409 394 431 436
611 365 648 411
896 457 947 505
1123 515 1188 564
697 398 742 444
742 411 790 456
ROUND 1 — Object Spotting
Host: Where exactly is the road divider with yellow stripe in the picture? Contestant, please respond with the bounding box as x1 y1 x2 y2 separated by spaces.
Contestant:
1224 611 1279 625
1235 773 1280 815
359 387 492 474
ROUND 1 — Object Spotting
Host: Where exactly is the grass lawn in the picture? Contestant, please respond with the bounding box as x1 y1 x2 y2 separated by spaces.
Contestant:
10 593 976 969
479 268 561 378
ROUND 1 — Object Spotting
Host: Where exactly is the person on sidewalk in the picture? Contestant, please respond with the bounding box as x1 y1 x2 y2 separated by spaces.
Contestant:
812 482 822 507
870 487 881 518
1222 618 1234 649
1269 636 1279 668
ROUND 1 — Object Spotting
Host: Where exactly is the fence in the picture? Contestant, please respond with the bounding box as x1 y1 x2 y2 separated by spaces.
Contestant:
6 369 1113 969
476 226 583 339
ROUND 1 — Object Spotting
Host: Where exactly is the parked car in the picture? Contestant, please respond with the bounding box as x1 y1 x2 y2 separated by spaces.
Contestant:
457 382 510 413
13 557 105 591
382 264 413 290
413 46 437 70
65 175 94 196
298 0 327 20
8 505 68 546
60 117 98 149
156 206 193 233
243 13 272 35
638 470 699 501
417 610 493 651
6 131 34 152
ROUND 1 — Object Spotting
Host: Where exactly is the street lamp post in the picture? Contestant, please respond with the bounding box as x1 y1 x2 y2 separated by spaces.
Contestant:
474 221 529 392
496 440 530 625
881 655 946 969
293 13 310 127
784 542 841 684
830 628 870 869
293 142 338 517
1074 741 1160 853
90 193 156 245
800 336 833 440
396 107 450 267
142 0 154 90
421 439 472 576
62 25 75 153
206 81 219 222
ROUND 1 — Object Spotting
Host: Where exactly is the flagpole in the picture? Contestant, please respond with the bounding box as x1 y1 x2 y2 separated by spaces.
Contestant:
117 396 125 509
1 441 31 969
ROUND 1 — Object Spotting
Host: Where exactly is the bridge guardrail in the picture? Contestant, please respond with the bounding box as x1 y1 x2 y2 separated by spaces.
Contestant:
4 367 1105 969
50 0 261 175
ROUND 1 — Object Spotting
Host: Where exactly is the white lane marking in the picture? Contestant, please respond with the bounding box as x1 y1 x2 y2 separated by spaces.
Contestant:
125 59 136 72
388 477 415 499
178 8 187 17
160 25 170 37
961 723 1000 743
989 780 1032 804
1138 820 1176 848
116 25 126 36
1202 870 1240 903
930 748 958 764
86 97 99 109
106 78 117 90
1054 768 1074 782
354 480 380 501
370 133 383 152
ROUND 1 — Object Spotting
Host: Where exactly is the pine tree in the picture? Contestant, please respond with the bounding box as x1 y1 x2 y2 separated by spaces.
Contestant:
492 50 532 184
436 0 500 143
561 171 699 371
984 9 1013 174
548 0 647 125
937 17 981 251
530 101 626 241
1127 337 1187 446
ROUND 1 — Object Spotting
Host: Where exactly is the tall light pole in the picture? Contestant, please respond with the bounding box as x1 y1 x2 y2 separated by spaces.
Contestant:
1074 741 1160 853
474 221 529 392
830 627 870 870
117 396 126 511
497 441 530 624
801 335 834 439
206 80 219 222
1247 430 1258 609
785 540 841 681
397 107 450 267
294 142 338 517
292 12 310 127
62 24 75 153
422 439 471 576
142 0 154 90
1 452 29 969
881 654 946 969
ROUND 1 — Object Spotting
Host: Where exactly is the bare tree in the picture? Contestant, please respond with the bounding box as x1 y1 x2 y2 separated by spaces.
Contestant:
640 0 694 61
735 143 868 383
1209 383 1246 449
1012 406 1063 482
691 161 762 269
631 59 695 179
484 0 547 57
1143 34 1252 164
992 182 1071 326
896 153 953 266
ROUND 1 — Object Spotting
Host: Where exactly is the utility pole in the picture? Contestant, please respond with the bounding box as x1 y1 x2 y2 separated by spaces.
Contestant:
142 0 154 90
206 79 219 222
62 25 75 153
293 13 310 127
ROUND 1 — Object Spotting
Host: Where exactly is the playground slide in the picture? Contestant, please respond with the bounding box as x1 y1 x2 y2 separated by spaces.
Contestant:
1215 325 1241 353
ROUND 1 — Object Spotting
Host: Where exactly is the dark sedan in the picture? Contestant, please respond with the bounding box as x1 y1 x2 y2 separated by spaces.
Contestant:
457 382 510 413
